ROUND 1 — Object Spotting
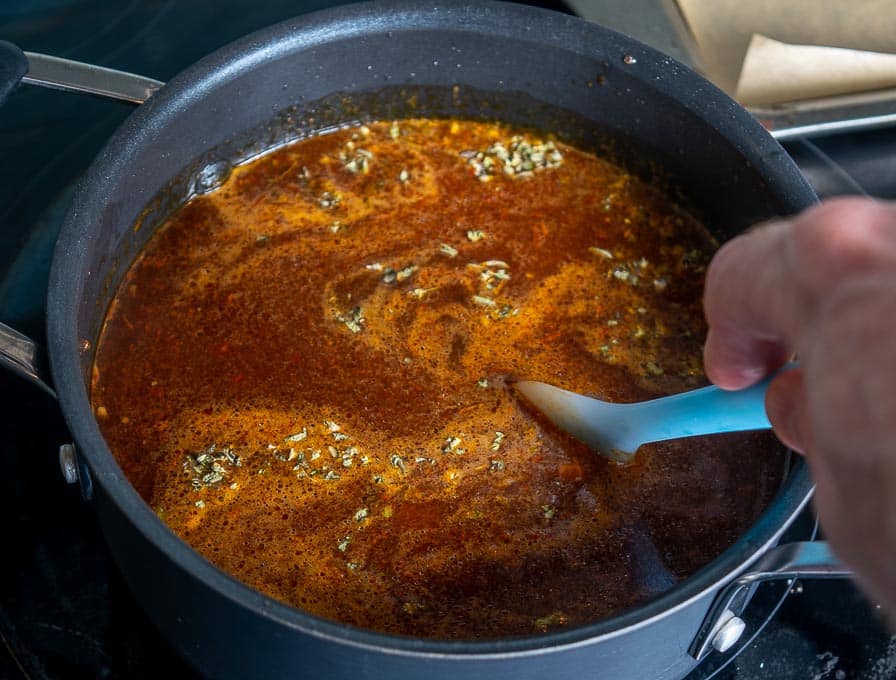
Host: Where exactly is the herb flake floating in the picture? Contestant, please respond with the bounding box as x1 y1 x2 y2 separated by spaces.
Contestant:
183 445 241 490
336 306 365 333
341 145 373 174
462 135 563 181
589 246 614 260
318 191 342 209
441 436 465 455
390 454 407 473
285 428 308 442
472 295 496 307
490 432 506 451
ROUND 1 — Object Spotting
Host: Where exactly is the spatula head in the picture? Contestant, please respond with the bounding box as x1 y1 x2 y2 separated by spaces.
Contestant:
514 380 636 463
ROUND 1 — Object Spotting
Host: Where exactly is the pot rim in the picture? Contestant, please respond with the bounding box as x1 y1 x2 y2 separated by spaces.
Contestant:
46 0 818 657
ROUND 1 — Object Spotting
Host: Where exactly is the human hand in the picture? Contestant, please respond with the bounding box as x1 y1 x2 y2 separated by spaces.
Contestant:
703 196 896 621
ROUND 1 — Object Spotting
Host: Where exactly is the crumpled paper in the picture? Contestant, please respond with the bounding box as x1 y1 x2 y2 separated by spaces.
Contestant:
675 0 896 104
735 34 896 107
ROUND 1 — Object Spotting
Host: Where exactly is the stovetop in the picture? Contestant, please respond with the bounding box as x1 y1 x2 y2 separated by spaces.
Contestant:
1 2 895 679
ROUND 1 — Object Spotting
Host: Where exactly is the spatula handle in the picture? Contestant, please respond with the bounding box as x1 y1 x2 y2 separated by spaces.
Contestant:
624 364 796 449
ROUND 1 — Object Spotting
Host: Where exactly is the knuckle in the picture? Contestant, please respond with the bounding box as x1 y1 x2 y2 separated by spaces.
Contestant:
789 198 896 288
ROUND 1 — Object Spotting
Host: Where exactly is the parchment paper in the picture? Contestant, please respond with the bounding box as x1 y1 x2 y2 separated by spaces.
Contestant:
675 0 896 97
735 34 896 107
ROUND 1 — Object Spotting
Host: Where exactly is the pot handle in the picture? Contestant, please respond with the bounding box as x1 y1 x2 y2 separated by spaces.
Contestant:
0 41 28 106
0 40 163 105
0 322 56 399
0 46 163 397
689 540 851 660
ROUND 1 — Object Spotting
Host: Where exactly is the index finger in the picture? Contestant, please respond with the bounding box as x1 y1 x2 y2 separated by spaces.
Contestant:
702 218 805 389
703 198 896 389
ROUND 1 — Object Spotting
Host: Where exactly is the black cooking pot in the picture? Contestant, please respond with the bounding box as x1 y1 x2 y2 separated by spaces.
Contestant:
0 1 841 678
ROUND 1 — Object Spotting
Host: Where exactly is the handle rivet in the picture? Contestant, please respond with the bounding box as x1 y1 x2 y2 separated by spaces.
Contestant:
59 443 79 484
711 616 746 653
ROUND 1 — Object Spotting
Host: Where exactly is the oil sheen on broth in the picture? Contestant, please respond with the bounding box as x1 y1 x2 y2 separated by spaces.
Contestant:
90 119 784 640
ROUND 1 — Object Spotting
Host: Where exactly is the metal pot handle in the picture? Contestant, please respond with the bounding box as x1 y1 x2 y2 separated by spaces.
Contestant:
689 540 852 660
0 322 56 398
0 40 163 105
0 41 28 105
0 46 163 397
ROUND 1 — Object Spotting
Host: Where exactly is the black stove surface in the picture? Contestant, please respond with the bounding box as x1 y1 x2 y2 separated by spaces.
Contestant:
1 2 894 678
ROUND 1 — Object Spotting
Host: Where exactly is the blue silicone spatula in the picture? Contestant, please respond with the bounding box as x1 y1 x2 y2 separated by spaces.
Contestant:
515 371 784 463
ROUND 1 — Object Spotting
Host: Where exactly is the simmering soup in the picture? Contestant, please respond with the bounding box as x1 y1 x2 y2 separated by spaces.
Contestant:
90 119 785 639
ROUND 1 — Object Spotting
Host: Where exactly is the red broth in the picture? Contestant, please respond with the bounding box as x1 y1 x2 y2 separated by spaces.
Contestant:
90 119 785 639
